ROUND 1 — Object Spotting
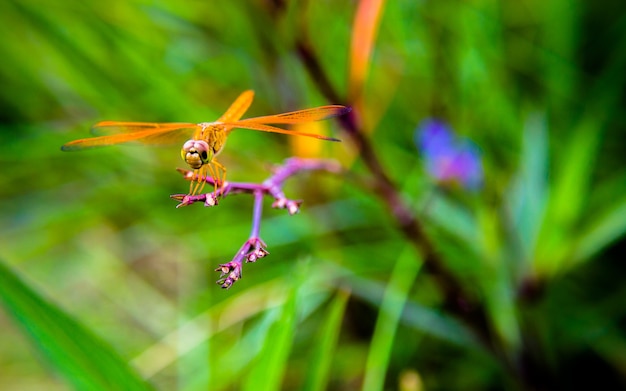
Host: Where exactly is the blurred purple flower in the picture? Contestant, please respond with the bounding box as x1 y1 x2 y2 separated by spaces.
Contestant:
415 119 483 190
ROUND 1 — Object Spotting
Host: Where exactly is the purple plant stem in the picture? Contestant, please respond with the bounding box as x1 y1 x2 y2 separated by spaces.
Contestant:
250 189 263 238
214 191 265 288
171 158 341 288
171 158 341 209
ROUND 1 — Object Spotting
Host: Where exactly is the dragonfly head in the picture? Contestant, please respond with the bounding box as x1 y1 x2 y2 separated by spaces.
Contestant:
181 139 211 169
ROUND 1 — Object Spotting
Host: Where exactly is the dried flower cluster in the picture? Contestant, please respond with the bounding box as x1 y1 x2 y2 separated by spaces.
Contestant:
171 158 342 288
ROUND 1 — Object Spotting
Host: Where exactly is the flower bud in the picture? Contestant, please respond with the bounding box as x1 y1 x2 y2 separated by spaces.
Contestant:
205 194 218 207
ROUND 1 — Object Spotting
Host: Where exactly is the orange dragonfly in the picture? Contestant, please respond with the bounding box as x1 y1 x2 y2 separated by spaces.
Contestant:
62 90 350 195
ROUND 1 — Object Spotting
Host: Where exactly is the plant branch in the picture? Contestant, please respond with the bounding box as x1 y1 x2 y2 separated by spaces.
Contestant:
295 37 494 350
171 158 342 288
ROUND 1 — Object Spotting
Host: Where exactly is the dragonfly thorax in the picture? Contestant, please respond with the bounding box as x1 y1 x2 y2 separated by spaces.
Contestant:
181 139 211 169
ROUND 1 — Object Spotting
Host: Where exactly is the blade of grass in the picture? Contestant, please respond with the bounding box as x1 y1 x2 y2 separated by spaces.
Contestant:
302 288 350 391
348 274 480 349
506 112 548 266
243 266 301 391
573 195 626 264
362 247 423 391
535 114 601 276
0 259 153 391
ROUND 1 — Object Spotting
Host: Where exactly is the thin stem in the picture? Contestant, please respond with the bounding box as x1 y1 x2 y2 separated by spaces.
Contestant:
250 189 263 239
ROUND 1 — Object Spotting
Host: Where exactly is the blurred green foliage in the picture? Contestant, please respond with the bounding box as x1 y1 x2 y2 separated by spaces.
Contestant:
1 0 626 390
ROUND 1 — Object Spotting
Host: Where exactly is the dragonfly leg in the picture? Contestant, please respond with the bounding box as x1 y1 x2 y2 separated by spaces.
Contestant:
186 162 226 196
206 160 226 195
190 166 208 196
211 160 227 195
215 160 227 186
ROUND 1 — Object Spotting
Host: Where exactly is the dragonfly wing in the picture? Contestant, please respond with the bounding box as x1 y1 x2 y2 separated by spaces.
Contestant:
217 90 255 123
62 122 197 151
235 105 351 125
91 121 196 135
222 122 341 142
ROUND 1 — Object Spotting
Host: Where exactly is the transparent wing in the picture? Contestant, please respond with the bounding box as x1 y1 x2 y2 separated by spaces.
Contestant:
217 90 255 123
222 122 341 142
90 121 196 135
62 121 197 151
221 105 350 141
235 105 351 125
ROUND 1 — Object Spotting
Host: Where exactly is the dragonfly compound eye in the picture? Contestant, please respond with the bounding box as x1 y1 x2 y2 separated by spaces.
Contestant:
181 140 211 169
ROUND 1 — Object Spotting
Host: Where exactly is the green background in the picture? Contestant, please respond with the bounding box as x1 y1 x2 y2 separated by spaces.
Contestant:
1 1 625 390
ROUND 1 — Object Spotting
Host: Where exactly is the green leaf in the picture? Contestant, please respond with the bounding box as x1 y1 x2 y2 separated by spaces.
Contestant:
423 192 481 255
535 116 602 276
362 247 423 391
302 289 350 391
506 112 548 263
573 195 626 264
243 269 300 391
349 275 481 349
0 259 153 391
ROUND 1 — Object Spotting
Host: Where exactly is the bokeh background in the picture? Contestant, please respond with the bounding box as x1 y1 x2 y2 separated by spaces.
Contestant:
1 1 626 390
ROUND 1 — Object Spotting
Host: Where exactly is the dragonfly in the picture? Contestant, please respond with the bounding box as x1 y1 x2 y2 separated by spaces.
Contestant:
62 90 350 196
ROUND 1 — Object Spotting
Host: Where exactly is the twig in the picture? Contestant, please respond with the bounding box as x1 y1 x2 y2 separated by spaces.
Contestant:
171 158 342 288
